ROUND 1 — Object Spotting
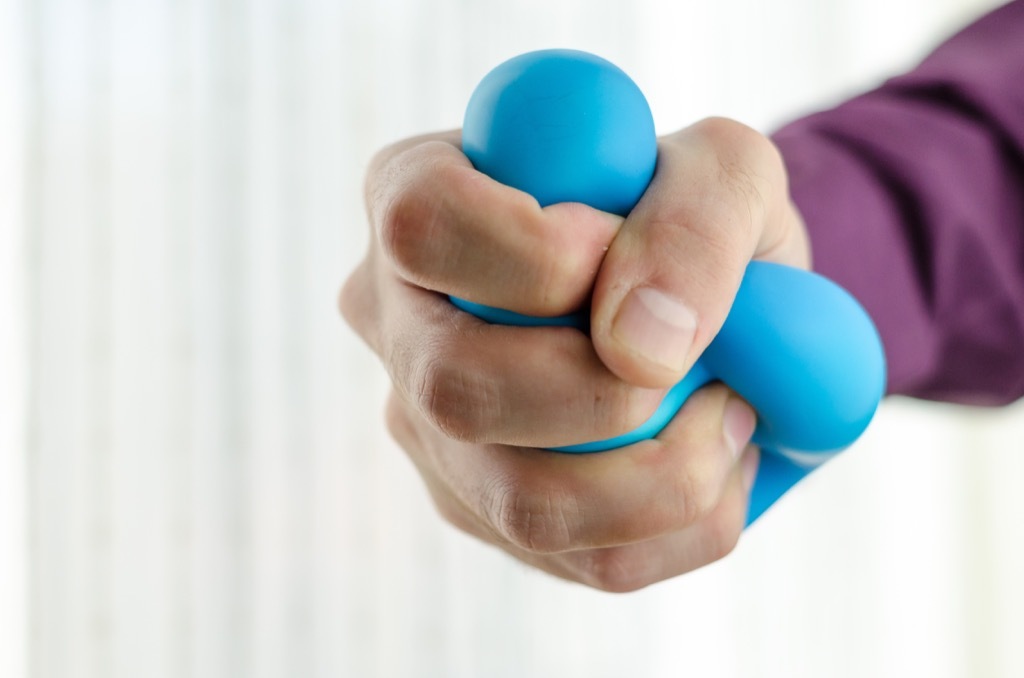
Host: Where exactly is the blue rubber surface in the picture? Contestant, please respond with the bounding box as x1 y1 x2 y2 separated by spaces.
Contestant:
455 49 887 525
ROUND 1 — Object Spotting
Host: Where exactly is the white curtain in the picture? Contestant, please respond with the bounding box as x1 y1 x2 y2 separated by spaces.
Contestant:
3 0 1024 676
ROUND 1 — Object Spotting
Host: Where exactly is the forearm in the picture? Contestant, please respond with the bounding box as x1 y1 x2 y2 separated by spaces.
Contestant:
773 0 1024 404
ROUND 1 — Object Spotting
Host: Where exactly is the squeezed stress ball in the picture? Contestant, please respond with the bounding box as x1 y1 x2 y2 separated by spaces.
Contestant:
451 49 887 524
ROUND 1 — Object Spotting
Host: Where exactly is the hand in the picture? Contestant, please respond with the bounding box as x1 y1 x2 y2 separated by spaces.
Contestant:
340 118 809 591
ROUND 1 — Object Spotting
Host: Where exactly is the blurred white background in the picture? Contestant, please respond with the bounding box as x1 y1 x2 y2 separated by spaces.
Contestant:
2 0 1024 676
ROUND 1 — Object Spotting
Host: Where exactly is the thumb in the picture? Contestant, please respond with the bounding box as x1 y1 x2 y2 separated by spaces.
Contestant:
589 118 808 388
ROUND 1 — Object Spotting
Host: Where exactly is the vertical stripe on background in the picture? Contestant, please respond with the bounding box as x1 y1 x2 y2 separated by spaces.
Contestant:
0 0 28 675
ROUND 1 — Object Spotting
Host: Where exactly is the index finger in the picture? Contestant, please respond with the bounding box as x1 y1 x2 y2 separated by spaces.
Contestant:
366 130 622 317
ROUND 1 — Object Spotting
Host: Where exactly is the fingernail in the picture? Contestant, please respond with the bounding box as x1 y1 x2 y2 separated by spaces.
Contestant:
611 286 697 372
741 448 760 494
722 397 756 460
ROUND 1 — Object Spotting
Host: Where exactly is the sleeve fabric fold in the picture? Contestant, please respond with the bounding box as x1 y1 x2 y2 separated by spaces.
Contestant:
773 0 1024 404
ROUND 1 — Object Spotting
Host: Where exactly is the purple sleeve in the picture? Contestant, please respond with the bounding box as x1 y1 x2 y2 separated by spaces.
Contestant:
772 0 1024 405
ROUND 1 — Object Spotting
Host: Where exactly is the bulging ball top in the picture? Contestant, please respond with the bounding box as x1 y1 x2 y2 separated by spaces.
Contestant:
462 49 657 217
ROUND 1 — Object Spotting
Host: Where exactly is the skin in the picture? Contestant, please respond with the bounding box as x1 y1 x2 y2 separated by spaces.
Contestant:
340 117 810 592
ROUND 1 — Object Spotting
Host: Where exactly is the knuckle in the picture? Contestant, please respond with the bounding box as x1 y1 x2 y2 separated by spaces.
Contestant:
377 181 439 281
433 498 462 528
383 391 414 448
337 262 378 345
700 504 744 563
576 547 654 593
413 354 496 443
671 454 722 526
373 141 463 281
698 116 778 168
337 267 361 324
486 476 578 553
430 492 478 537
697 117 786 229
337 272 358 325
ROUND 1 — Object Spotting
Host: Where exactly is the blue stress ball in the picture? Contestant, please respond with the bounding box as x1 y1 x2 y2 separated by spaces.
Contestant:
453 49 887 525
461 49 656 216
